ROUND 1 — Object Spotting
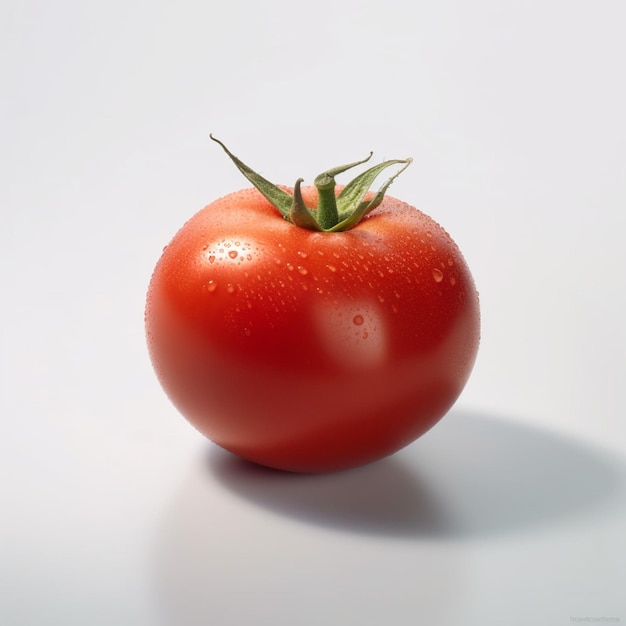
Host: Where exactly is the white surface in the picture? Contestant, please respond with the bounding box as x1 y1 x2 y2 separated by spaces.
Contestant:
2 1 625 624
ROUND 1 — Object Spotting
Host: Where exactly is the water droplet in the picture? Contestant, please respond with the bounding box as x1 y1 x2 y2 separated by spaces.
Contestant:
201 245 207 251
207 281 217 292
244 328 251 337
327 265 337 272
353 314 364 326
378 295 385 303
286 263 294 271
363 331 369 339
208 255 216 264
426 231 432 238
228 250 238 259
162 245 168 252
449 276 456 286
432 268 444 282
447 258 454 266
297 251 308 258
297 266 308 275
226 284 235 293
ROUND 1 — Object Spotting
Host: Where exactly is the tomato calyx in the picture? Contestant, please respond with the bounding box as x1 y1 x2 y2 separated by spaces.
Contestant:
210 134 412 232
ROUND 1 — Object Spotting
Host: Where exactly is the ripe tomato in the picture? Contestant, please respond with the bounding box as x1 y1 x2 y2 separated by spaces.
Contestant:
145 138 480 473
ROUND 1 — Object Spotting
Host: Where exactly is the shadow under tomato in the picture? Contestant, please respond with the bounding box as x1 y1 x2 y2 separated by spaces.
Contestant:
207 410 626 539
151 412 626 625
153 450 466 626
207 445 450 537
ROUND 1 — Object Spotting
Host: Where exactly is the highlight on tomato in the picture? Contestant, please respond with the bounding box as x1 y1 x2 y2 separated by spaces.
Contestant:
145 136 480 473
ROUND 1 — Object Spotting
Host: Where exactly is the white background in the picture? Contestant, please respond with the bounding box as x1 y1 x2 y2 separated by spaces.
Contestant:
2 1 625 624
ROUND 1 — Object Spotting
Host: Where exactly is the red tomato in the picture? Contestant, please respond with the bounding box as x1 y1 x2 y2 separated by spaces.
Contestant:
146 140 480 473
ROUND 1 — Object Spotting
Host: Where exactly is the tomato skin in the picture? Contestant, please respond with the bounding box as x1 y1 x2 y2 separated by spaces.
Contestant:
146 186 480 473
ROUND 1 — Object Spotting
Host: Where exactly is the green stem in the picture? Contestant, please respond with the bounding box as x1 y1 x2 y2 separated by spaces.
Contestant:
313 152 373 229
315 177 339 230
211 135 412 232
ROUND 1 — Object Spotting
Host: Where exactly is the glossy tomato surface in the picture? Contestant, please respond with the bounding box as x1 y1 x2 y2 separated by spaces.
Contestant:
146 186 480 472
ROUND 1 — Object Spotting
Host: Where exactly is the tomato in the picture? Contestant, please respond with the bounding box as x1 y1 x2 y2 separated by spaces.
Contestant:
145 138 480 473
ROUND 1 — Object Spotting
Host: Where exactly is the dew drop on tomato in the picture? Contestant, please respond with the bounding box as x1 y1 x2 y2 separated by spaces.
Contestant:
432 268 444 282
